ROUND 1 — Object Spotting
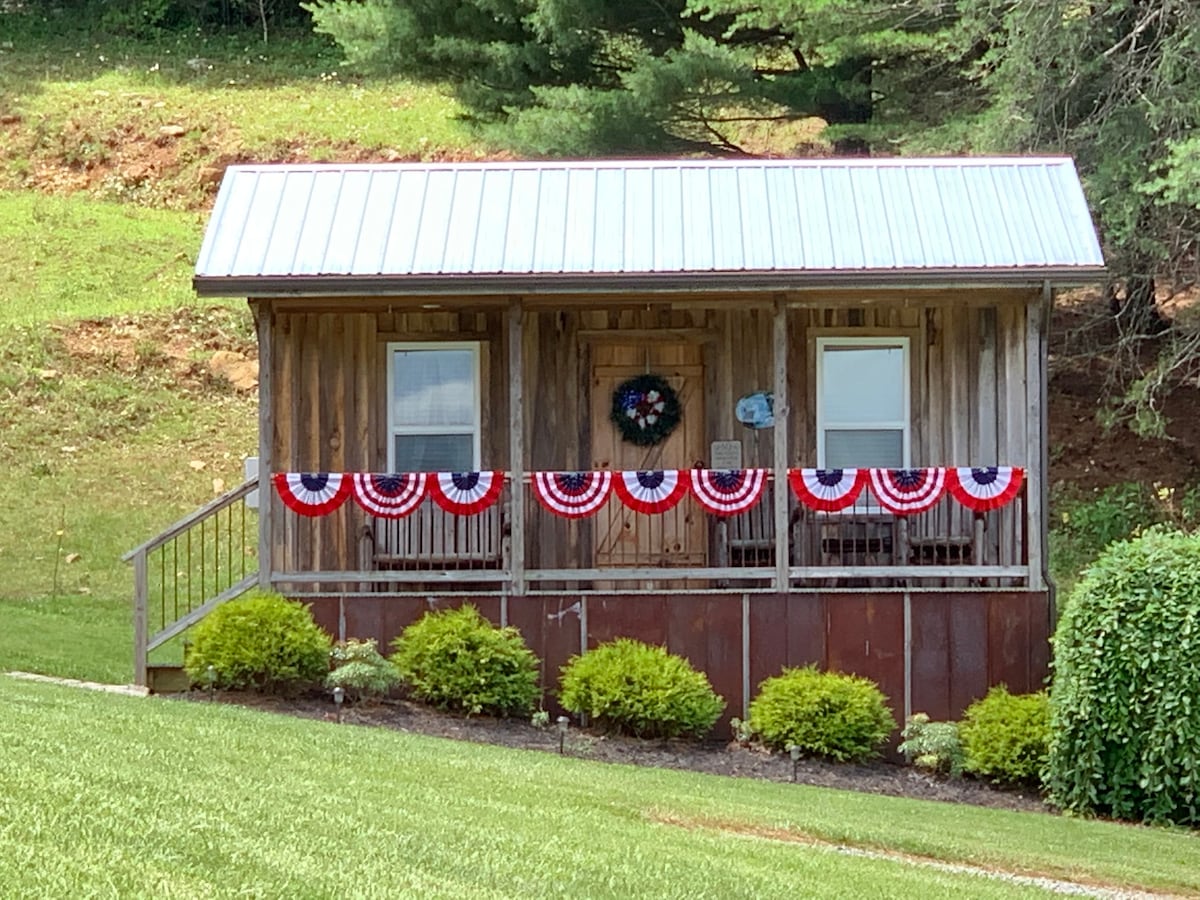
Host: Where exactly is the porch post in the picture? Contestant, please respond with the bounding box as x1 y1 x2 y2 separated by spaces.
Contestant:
255 300 272 591
772 298 790 592
508 299 526 595
1025 284 1049 592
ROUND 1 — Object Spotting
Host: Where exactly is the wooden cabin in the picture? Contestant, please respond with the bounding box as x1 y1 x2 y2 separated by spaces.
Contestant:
130 157 1105 727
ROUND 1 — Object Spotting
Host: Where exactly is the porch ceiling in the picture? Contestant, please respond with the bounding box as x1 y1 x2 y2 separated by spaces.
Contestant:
194 158 1105 298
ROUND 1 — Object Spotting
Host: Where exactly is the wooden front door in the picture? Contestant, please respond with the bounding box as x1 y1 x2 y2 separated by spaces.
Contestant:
590 343 706 568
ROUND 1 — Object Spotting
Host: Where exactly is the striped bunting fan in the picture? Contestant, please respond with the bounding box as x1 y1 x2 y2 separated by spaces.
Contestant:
273 472 353 517
612 470 689 515
531 471 613 519
689 469 767 516
428 471 505 515
947 467 1024 512
788 469 866 512
867 468 946 515
351 472 426 518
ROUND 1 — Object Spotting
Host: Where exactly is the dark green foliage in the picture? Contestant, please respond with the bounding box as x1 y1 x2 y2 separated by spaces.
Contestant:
558 639 724 739
9 0 314 37
899 713 964 778
304 0 963 154
390 605 539 717
325 638 399 702
959 687 1049 788
1047 528 1200 826
185 591 331 694
748 666 894 762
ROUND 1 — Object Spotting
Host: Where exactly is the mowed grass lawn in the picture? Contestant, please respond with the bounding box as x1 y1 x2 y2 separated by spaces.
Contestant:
3 677 1199 898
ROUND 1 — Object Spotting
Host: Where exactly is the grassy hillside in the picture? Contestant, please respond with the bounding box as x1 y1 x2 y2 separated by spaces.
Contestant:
0 32 487 209
0 33 482 683
3 676 1198 897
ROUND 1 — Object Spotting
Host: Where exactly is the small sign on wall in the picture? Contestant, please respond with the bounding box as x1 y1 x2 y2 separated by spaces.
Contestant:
710 440 743 470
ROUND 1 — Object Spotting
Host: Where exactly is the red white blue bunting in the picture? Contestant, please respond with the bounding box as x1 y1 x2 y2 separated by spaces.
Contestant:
690 469 768 517
273 466 1024 519
531 471 613 519
428 471 506 516
351 472 426 518
273 472 353 517
788 468 867 512
947 467 1024 513
612 469 689 515
867 468 946 515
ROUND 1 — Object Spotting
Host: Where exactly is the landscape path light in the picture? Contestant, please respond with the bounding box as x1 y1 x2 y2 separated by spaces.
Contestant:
788 744 802 783
556 715 569 754
333 686 345 724
205 665 216 702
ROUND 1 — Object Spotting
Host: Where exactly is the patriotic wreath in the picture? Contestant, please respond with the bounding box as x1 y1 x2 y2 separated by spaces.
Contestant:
610 374 682 447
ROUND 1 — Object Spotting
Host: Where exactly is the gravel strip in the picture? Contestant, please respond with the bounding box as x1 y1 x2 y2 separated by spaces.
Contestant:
6 671 149 697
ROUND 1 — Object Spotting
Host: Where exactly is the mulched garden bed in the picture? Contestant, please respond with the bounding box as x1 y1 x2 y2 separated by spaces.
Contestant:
185 690 1050 815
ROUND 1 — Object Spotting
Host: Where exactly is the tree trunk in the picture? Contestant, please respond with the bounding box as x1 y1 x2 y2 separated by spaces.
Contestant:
1108 273 1169 335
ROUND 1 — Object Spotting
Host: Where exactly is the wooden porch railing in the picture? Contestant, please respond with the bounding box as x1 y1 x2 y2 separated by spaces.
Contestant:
270 472 1031 592
123 477 259 685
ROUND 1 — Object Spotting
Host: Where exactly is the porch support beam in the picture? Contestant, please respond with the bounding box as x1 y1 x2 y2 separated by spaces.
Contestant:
255 300 273 591
508 299 526 595
1025 285 1048 591
772 298 790 591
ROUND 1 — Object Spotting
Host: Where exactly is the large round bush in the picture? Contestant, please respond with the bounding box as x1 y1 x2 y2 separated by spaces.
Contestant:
391 604 540 717
558 639 724 739
749 666 894 762
185 591 331 694
1047 527 1200 825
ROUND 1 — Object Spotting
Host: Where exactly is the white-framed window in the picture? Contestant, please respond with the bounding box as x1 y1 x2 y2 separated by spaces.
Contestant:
816 336 910 469
387 342 481 472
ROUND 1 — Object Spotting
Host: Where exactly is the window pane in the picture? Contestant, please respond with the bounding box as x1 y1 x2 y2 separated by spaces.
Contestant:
393 349 475 427
821 346 905 424
825 430 904 468
394 434 475 472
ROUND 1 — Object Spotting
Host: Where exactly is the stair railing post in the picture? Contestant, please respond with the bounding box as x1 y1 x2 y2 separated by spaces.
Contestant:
133 549 149 687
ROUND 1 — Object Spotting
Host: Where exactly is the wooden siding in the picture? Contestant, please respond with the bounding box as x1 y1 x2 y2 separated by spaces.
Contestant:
262 289 1036 578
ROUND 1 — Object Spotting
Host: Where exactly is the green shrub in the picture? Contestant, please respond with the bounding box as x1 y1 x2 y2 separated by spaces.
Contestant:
1047 527 1200 825
185 591 331 694
959 687 1049 787
390 605 539 717
558 639 724 740
748 666 894 762
326 638 399 703
899 713 964 777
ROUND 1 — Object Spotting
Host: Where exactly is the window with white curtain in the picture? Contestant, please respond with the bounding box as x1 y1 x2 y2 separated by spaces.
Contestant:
387 343 481 472
816 337 909 468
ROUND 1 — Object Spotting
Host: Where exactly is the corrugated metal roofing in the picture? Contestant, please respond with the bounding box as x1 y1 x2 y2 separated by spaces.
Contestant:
194 157 1105 295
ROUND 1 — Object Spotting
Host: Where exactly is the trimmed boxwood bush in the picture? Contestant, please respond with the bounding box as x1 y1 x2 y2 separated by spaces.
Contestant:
185 591 331 694
558 639 724 739
326 638 399 703
1047 527 1200 825
390 604 540 717
749 666 894 762
959 687 1048 787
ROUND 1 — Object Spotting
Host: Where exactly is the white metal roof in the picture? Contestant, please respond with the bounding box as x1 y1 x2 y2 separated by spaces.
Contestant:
194 157 1105 295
